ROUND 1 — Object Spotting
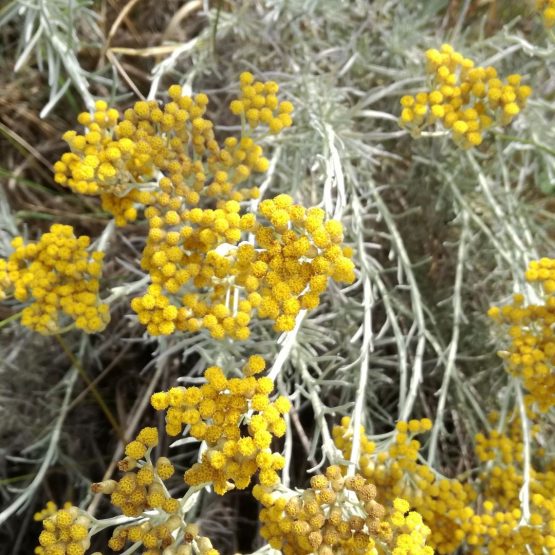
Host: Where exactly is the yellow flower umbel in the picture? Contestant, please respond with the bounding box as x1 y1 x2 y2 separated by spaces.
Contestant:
54 74 354 339
399 43 532 148
92 426 180 523
488 258 555 412
254 464 433 555
91 427 223 554
230 71 294 132
34 502 92 555
151 356 290 494
333 417 475 554
537 0 555 27
462 412 555 554
0 224 109 334
131 192 354 339
53 73 281 226
114 521 221 555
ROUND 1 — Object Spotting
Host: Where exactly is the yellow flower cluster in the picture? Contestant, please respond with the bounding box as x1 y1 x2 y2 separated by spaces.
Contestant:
34 502 91 555
537 0 555 27
333 417 475 554
461 496 555 555
463 412 555 554
131 192 354 338
474 412 539 466
108 519 220 555
332 412 555 554
53 74 273 226
92 427 179 520
399 43 532 148
488 258 555 412
34 500 63 521
0 224 109 334
170 523 220 555
151 356 290 494
52 74 353 339
108 516 182 554
229 71 294 132
254 464 433 555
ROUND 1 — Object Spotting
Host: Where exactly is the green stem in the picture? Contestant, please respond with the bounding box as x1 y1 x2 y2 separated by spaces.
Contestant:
54 334 124 442
211 0 223 56
0 310 23 329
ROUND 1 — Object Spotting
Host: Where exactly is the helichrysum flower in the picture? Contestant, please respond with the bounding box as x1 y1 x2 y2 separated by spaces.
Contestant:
108 519 220 554
53 74 354 340
53 74 274 225
333 416 473 554
488 258 555 412
92 427 179 518
0 224 109 334
399 43 532 148
34 502 92 555
254 464 432 555
131 192 355 339
91 427 224 554
464 411 555 554
151 356 290 494
536 0 555 27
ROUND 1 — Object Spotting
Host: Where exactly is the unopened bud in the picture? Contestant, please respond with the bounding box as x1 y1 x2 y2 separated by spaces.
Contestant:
91 479 117 494
118 456 137 471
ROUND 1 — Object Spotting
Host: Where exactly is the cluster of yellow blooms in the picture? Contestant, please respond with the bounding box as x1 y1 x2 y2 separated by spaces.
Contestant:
92 426 179 525
49 73 353 339
107 519 219 555
93 428 220 555
229 71 294 131
0 224 109 334
333 417 474 554
151 355 290 494
488 258 555 412
35 501 220 555
254 465 433 555
333 412 555 554
463 411 555 554
131 192 355 338
35 502 91 555
537 0 555 27
333 417 475 553
399 44 532 148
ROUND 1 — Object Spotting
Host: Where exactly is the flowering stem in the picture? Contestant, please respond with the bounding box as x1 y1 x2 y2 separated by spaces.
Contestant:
516 382 531 525
348 274 372 477
428 211 468 466
54 333 124 442
0 310 22 329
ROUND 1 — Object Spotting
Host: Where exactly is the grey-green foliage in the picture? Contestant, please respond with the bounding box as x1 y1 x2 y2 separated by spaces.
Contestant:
2 0 555 551
0 0 105 116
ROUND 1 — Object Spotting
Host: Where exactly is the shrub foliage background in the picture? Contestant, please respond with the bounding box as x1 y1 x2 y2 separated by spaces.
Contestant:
1 1 555 554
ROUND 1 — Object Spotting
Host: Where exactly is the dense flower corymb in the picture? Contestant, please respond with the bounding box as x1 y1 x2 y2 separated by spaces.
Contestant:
34 502 92 555
254 464 433 555
92 426 180 521
488 257 555 412
131 192 355 338
52 74 354 340
151 356 290 494
0 224 109 334
537 0 555 27
399 43 531 148
333 417 474 554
